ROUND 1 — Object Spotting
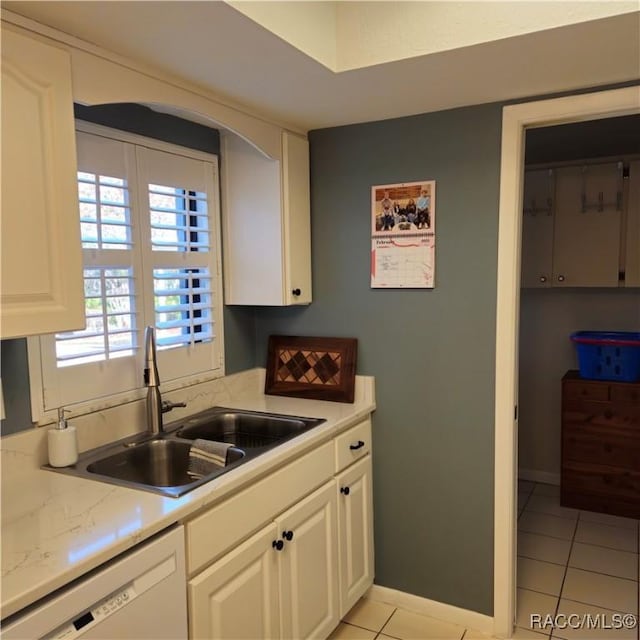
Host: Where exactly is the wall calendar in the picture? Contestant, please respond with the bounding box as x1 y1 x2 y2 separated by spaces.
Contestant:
370 180 436 288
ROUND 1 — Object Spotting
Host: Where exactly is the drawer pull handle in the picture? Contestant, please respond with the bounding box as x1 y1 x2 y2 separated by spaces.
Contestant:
282 530 294 541
350 440 365 450
272 540 284 551
340 486 350 496
292 288 301 296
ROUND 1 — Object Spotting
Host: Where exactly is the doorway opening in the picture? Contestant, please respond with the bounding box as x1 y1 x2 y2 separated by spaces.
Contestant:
493 86 640 638
516 114 640 634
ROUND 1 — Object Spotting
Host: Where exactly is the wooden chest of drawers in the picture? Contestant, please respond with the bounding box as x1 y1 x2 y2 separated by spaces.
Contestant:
561 370 640 518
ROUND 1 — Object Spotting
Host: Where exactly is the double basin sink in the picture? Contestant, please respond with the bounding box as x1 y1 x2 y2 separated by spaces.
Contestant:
46 408 325 497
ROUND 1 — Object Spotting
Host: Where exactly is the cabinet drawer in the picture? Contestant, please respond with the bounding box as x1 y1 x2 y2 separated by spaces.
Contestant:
563 423 640 468
561 490 640 519
562 461 640 502
186 441 333 575
611 385 640 404
563 400 640 426
563 381 610 404
335 420 372 473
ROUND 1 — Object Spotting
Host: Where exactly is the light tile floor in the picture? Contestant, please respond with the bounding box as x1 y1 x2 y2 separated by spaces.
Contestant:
517 480 639 639
332 481 639 640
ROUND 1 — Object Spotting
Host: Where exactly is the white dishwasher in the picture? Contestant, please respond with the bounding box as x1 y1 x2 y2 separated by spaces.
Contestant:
2 526 188 640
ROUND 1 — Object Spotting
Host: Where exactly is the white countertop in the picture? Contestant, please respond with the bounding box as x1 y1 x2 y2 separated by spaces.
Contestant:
0 369 375 620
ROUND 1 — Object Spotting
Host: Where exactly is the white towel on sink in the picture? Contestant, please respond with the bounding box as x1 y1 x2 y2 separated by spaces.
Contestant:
188 439 235 479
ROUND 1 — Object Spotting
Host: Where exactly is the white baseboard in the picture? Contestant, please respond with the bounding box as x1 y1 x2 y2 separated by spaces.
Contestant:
366 584 494 636
518 468 560 486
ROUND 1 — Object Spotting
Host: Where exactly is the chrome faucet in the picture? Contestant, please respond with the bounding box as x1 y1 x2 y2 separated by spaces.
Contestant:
144 326 186 435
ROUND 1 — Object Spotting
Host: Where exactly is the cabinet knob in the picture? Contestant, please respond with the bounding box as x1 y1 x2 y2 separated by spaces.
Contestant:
272 540 284 551
539 276 547 283
282 530 294 541
349 440 365 451
340 486 350 495
557 275 565 282
292 288 301 296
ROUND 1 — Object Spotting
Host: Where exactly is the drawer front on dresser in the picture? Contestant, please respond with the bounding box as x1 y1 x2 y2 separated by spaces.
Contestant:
563 399 640 430
563 422 640 468
561 371 640 519
563 380 610 408
562 461 640 504
561 489 640 519
611 385 640 404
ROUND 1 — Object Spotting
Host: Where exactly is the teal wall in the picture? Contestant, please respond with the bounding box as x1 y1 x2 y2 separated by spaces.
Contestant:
253 103 503 615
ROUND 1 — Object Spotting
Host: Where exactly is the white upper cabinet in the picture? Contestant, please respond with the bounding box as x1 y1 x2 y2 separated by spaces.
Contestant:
222 131 312 306
1 17 314 325
553 162 623 287
1 25 84 338
282 132 312 305
521 161 632 288
521 169 555 288
625 160 640 287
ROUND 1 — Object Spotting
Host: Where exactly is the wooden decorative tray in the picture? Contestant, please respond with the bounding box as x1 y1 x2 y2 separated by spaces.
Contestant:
265 335 358 403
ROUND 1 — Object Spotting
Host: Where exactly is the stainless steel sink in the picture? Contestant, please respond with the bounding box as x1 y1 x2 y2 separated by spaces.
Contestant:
44 408 325 498
173 408 325 449
86 439 245 491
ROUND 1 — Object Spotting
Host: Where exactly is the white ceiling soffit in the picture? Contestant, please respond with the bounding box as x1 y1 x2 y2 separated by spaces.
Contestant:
4 1 639 131
229 1 639 72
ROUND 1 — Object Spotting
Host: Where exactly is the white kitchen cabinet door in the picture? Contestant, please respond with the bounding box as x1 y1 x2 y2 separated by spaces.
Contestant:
336 455 374 617
552 163 623 287
222 130 312 306
282 131 312 305
188 522 280 640
625 160 640 287
277 480 339 640
0 24 84 338
521 169 555 288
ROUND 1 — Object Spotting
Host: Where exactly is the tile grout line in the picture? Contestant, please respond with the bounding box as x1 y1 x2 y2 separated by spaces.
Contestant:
520 516 638 551
549 489 580 640
565 565 639 584
518 482 536 521
375 607 398 639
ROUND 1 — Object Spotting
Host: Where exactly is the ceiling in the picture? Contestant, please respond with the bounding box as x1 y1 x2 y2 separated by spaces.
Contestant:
3 1 639 131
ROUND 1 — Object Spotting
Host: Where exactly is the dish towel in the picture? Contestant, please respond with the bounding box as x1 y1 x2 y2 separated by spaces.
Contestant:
188 439 235 479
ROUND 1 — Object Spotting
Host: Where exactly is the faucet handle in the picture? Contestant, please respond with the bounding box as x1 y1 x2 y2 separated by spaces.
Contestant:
162 400 187 414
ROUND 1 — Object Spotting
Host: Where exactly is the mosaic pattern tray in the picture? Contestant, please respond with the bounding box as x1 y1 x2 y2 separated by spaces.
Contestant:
265 336 358 403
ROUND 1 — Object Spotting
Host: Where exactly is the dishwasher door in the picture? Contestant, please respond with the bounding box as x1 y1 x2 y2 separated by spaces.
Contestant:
2 526 188 640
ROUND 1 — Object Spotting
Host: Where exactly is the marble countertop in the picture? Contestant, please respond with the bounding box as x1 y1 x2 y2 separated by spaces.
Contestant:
1 369 375 620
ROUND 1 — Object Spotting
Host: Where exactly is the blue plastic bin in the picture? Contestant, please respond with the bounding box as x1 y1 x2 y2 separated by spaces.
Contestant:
570 331 640 382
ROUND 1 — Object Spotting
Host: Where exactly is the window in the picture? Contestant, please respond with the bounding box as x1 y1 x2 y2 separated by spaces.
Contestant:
29 123 223 418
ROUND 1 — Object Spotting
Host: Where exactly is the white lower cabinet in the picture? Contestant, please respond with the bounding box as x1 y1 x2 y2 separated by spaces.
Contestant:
186 419 374 640
336 455 374 617
277 481 339 640
188 523 280 640
188 481 339 640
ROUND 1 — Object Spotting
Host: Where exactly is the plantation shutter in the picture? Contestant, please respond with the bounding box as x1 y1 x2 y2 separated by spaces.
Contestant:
136 146 221 381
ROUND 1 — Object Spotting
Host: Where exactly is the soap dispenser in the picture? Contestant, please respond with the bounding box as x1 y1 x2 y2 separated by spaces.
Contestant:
48 408 78 467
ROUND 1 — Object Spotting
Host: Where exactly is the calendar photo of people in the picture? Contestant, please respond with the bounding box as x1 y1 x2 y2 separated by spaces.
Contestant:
370 180 436 289
371 181 435 235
